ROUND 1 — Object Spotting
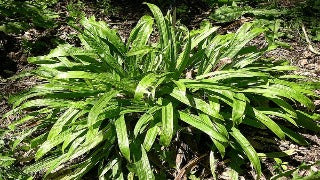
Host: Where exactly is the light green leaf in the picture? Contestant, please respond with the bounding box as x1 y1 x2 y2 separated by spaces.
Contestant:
199 113 227 157
209 96 220 112
171 88 223 120
267 97 297 117
23 155 59 174
134 73 168 100
81 16 126 54
232 93 247 125
128 15 154 50
45 136 85 177
8 114 35 131
62 129 86 153
176 35 191 75
99 158 118 179
12 128 36 150
48 108 79 140
134 106 161 137
0 155 15 167
230 128 261 179
179 111 227 142
143 123 160 152
223 23 264 59
115 115 131 161
61 146 111 180
126 46 154 57
133 145 155 180
253 108 285 139
269 84 315 111
70 124 116 160
259 109 297 127
145 3 168 50
191 26 219 50
209 151 217 180
87 90 118 133
35 128 73 160
160 102 174 146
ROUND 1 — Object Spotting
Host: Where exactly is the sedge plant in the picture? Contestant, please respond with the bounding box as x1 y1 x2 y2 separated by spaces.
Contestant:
1 3 319 179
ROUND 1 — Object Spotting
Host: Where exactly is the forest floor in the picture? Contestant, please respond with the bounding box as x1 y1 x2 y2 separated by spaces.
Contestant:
0 0 319 179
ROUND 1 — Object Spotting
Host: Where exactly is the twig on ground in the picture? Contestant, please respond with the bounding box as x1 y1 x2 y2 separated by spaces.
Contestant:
175 154 208 180
301 24 320 55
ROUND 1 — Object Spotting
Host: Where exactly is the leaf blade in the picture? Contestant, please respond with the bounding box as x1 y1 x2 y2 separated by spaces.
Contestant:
115 115 131 161
230 128 261 179
160 102 174 146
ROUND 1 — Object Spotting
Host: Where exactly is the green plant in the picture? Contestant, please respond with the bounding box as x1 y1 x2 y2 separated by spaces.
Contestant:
66 0 86 26
273 157 288 174
1 3 319 179
255 19 291 50
0 0 59 34
95 0 113 14
210 1 285 23
271 161 320 180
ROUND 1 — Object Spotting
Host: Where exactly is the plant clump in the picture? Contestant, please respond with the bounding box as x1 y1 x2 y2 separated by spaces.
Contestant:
1 3 319 179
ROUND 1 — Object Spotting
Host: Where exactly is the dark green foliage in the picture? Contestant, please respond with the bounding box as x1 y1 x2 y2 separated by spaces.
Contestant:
0 0 59 34
210 0 320 42
271 161 320 180
210 2 285 23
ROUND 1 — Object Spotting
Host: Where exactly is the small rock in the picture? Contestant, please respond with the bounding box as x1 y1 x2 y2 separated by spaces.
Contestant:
298 59 308 67
298 147 307 151
305 64 315 70
311 166 318 172
303 50 312 58
290 144 296 149
315 60 320 73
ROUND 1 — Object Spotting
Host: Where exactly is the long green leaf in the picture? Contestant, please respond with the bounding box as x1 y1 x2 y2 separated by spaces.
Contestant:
253 108 285 139
222 23 264 59
35 127 73 160
99 158 119 179
145 3 168 50
128 15 154 50
280 125 308 146
232 93 247 125
199 113 227 157
134 73 168 100
81 16 127 54
87 90 118 134
191 26 219 50
176 35 191 75
70 124 116 160
47 108 79 140
171 88 223 120
134 106 161 136
143 123 160 152
132 144 155 180
230 128 261 179
178 111 228 142
115 115 131 161
160 102 174 146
